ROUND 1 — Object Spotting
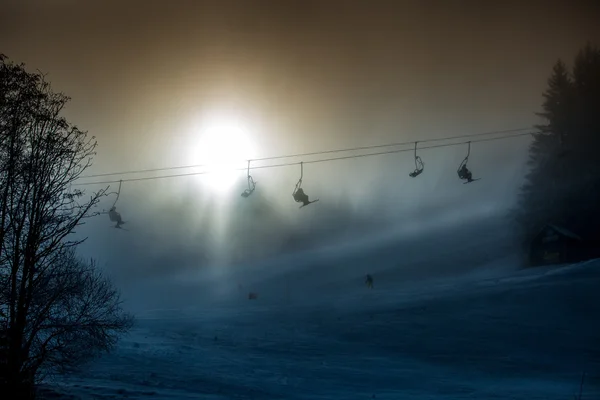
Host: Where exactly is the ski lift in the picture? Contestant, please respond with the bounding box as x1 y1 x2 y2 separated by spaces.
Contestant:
457 141 479 184
292 162 319 208
408 141 424 178
241 160 257 198
107 180 127 229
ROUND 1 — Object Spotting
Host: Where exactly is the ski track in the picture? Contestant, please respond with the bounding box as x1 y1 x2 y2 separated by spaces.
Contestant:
42 260 600 399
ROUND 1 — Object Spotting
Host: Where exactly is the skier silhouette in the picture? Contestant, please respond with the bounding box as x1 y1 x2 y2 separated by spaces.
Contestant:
458 164 474 182
108 206 125 229
365 274 373 289
293 187 318 207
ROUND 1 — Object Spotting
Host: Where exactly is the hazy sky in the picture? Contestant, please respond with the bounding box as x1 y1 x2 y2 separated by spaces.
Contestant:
1 1 599 292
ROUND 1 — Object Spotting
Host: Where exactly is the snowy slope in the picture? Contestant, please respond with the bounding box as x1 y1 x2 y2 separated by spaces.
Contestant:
42 259 600 399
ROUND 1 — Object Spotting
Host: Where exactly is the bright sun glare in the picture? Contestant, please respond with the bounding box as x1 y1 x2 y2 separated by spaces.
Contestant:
189 114 256 195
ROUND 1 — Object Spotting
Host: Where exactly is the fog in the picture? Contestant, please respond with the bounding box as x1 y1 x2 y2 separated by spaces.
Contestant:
2 0 597 316
83 199 518 314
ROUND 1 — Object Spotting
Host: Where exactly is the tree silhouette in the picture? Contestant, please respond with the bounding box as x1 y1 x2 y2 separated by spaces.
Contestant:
514 43 600 254
0 54 133 398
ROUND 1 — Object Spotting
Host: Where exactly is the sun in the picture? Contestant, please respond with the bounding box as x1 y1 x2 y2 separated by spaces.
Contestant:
189 114 256 194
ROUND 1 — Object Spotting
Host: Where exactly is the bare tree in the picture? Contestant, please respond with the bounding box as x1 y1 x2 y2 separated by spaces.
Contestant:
0 55 133 397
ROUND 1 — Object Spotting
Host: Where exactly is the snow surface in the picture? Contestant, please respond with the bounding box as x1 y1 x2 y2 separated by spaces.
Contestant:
40 258 600 399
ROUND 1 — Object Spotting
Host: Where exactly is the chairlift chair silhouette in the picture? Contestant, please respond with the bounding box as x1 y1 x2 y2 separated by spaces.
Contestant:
107 180 127 229
292 162 319 208
409 141 425 178
457 141 480 183
241 160 257 198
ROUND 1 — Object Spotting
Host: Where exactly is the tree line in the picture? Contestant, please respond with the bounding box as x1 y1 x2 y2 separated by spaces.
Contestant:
513 43 600 255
